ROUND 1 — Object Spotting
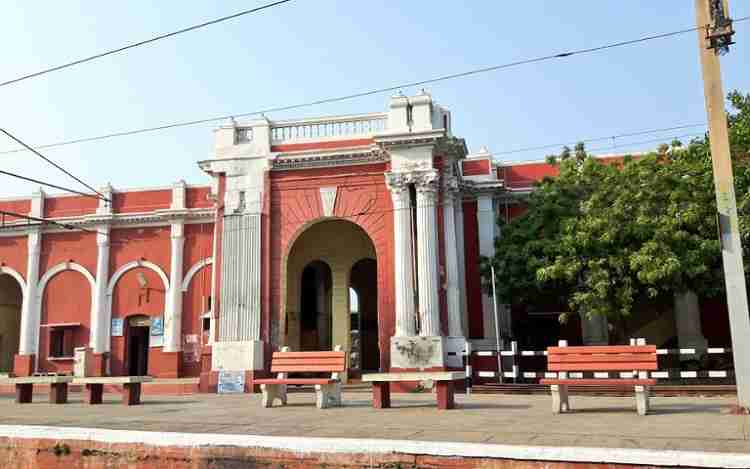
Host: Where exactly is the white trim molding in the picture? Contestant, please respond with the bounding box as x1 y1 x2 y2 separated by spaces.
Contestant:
181 258 213 292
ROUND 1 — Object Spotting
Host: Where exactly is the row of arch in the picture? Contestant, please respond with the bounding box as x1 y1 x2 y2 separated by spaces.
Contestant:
1 258 212 302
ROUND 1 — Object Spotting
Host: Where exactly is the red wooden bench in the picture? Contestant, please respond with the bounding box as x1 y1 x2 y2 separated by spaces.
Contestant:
540 341 658 415
254 345 346 409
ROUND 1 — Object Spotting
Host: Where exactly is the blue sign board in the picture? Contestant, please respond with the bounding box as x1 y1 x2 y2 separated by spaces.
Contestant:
217 370 245 394
150 317 164 336
111 318 124 337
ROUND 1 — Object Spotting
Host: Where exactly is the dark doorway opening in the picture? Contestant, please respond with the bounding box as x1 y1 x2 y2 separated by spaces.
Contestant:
350 258 378 372
127 319 150 376
299 261 332 351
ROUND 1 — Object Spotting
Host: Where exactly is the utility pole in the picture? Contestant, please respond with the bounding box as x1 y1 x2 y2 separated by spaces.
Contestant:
695 0 750 409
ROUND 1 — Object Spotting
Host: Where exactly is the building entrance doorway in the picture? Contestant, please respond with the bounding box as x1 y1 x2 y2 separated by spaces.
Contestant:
284 218 378 381
350 258 378 372
127 316 150 376
0 274 22 373
299 261 332 351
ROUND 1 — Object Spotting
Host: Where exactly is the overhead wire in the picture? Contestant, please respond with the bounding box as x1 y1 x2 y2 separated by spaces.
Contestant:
0 0 295 88
0 168 105 200
1 17 747 157
0 128 109 201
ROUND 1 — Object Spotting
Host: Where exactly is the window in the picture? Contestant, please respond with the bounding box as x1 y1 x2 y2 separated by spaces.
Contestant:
202 317 211 332
49 328 74 358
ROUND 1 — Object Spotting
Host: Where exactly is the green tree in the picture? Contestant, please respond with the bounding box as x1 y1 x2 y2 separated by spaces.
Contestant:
482 91 750 322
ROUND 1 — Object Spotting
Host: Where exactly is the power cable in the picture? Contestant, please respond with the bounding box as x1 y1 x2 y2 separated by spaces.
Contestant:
0 0 294 88
0 168 105 200
0 128 109 201
1 17 747 156
487 123 707 158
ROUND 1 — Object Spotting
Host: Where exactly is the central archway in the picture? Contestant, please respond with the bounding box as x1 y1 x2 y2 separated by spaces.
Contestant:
284 219 377 378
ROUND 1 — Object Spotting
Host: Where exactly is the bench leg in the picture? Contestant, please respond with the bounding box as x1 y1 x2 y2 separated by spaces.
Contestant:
551 385 570 413
436 381 455 410
49 383 69 404
85 383 103 405
261 384 287 408
635 385 650 415
123 383 142 406
315 383 341 409
15 384 32 404
372 382 390 409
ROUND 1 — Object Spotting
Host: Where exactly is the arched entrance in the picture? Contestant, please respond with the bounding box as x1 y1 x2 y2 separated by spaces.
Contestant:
0 274 22 373
350 258 378 373
284 219 378 379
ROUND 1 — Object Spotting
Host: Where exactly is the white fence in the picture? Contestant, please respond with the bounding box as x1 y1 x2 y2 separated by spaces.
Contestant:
467 340 733 382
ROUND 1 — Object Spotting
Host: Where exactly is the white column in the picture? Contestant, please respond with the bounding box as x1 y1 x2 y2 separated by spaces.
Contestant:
674 290 708 351
581 313 609 345
18 231 41 357
477 195 498 339
386 174 417 337
416 177 441 337
165 221 185 352
454 195 468 334
443 190 463 337
91 228 110 353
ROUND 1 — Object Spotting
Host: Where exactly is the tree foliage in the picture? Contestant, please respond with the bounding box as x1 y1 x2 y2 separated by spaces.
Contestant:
482 91 750 321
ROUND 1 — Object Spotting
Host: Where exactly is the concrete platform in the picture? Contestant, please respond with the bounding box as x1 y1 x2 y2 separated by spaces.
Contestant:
0 391 748 467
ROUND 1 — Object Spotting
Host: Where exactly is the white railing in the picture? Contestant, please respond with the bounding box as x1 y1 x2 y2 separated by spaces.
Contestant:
467 340 734 382
270 113 387 142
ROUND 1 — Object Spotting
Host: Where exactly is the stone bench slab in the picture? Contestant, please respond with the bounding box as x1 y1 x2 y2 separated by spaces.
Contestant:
362 371 465 382
73 376 153 385
9 376 74 385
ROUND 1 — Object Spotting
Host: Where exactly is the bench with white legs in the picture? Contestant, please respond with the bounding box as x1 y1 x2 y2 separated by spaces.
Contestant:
254 345 346 409
540 341 658 415
73 376 153 405
9 375 74 404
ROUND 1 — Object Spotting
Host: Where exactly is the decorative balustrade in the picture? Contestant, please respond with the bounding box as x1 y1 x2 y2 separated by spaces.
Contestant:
270 113 387 142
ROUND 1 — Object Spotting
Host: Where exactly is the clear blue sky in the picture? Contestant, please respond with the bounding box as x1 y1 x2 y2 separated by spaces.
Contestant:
1 1 748 197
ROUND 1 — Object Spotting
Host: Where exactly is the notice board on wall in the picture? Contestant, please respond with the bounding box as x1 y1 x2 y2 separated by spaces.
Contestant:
217 370 245 394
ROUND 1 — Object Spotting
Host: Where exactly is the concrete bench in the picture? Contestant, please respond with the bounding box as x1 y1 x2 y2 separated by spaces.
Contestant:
362 371 465 410
9 376 74 404
254 345 346 409
540 342 658 415
73 376 153 406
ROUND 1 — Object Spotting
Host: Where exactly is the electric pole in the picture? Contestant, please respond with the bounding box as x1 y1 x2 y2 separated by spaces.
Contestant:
695 0 750 409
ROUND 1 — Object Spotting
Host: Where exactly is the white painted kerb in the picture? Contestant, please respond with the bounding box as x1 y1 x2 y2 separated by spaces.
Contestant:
0 425 747 468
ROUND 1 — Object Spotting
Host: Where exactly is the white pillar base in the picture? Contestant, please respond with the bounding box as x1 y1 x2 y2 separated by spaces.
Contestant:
390 336 447 370
211 340 265 371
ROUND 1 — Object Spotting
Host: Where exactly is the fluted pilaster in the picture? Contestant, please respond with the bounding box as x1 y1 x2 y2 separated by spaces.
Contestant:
415 172 441 337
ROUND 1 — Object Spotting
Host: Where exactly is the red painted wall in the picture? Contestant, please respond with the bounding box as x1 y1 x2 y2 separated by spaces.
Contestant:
271 138 373 153
268 162 395 368
462 200 483 339
112 190 171 214
38 270 91 373
186 187 213 209
44 196 98 218
0 236 27 279
0 199 31 222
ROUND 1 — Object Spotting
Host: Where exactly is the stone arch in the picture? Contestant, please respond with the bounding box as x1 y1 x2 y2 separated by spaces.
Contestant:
107 260 169 295
0 268 24 372
181 258 213 292
37 262 95 300
104 260 169 353
0 266 26 295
